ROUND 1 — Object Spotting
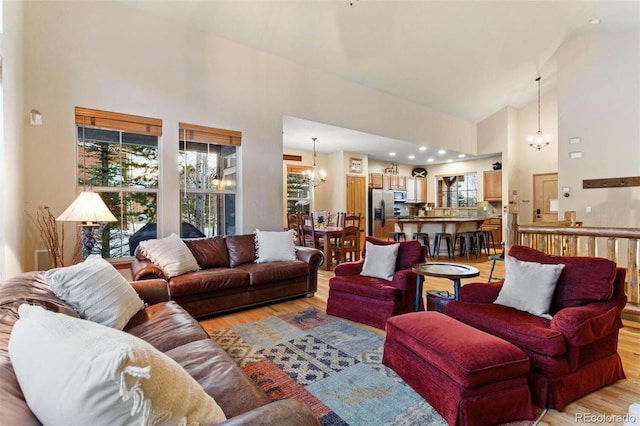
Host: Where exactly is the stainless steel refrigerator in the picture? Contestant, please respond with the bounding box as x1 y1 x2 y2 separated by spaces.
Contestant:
368 189 395 238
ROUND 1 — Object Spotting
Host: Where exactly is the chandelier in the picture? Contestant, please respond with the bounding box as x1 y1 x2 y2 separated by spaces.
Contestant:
528 76 552 150
305 137 327 188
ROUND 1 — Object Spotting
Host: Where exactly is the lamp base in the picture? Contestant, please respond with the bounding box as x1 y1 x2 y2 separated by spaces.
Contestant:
80 225 97 260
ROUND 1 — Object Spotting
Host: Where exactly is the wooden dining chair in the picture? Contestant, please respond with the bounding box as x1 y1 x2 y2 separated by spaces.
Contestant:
334 213 361 263
327 212 345 228
286 212 304 246
301 213 322 249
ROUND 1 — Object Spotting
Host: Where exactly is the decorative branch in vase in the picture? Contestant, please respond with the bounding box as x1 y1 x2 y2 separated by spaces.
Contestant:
28 206 82 268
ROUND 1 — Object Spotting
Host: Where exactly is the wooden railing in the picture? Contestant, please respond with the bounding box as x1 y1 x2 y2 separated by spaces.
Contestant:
504 213 640 305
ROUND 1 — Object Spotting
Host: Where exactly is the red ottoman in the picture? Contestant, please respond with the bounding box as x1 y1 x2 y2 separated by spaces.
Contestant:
383 312 534 426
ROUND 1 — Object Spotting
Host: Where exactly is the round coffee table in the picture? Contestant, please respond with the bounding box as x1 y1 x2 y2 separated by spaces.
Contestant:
412 262 480 311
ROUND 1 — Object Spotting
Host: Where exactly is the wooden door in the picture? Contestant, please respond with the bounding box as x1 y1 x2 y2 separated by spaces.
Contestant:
346 175 367 240
533 173 558 222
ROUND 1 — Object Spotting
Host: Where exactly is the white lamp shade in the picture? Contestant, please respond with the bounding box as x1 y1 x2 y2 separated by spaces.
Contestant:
57 191 117 224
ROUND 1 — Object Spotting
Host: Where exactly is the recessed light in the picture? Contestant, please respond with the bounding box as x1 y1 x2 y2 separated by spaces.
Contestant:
589 18 601 25
458 154 466 158
438 149 446 155
408 155 415 160
389 152 396 156
419 146 427 151
447 159 453 163
427 158 434 162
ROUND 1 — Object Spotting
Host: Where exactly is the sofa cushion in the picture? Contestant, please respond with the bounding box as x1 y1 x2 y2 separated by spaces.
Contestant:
168 268 249 297
235 260 308 286
361 241 399 281
226 234 258 267
329 274 399 301
43 255 144 330
446 301 566 357
139 233 200 278
363 237 423 271
185 237 230 269
124 300 210 353
254 229 297 263
494 256 564 319
9 304 226 426
509 245 617 311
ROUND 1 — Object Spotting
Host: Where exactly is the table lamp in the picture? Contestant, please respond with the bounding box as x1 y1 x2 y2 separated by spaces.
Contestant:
57 191 117 259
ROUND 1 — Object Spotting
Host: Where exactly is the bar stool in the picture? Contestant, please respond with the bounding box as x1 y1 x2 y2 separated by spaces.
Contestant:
453 232 477 259
474 231 490 257
482 230 497 255
488 254 505 282
413 232 432 258
388 232 407 242
433 233 453 259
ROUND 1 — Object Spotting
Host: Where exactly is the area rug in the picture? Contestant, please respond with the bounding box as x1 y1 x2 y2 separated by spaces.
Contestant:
209 307 539 425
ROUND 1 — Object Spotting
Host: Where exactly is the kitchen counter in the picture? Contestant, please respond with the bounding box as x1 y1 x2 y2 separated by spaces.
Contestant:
393 216 491 236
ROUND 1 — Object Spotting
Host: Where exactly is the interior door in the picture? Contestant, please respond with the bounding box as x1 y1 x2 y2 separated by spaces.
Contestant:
346 175 367 241
533 173 558 222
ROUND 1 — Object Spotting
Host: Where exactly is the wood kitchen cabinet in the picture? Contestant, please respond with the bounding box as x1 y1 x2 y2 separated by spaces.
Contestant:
369 173 383 189
406 177 426 202
484 171 502 201
389 175 406 190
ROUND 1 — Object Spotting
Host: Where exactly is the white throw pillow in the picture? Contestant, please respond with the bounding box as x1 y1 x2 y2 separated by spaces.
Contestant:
494 255 565 319
360 241 399 281
138 233 200 278
44 255 144 330
255 229 297 263
9 304 227 426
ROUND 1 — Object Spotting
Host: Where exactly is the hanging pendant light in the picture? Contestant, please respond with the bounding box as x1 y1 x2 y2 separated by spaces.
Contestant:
304 137 327 188
528 76 552 150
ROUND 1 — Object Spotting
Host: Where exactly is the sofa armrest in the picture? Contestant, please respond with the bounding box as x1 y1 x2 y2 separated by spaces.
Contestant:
131 258 166 281
129 279 170 305
220 399 320 426
334 261 364 276
388 269 417 292
295 246 324 269
458 282 503 303
551 303 623 346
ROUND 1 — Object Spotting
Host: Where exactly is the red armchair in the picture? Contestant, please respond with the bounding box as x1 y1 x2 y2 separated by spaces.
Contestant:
444 245 627 410
326 237 426 329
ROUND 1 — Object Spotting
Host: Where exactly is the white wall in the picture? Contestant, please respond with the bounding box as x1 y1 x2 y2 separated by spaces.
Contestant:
557 32 640 228
0 0 24 279
20 1 475 271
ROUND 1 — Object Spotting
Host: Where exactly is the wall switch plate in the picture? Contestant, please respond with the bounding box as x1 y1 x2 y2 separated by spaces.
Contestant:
586 206 592 213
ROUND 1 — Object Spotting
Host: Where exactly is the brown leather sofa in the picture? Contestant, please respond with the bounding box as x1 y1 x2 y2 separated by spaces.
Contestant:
0 272 320 425
131 234 324 318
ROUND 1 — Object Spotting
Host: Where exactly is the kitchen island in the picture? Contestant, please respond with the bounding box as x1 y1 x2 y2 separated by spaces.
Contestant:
394 216 491 236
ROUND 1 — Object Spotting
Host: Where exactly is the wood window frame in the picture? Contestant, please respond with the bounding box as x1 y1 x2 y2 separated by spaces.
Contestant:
179 122 241 146
75 107 162 136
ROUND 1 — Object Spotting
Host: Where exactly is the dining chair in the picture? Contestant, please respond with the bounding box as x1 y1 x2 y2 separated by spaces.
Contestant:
286 212 304 246
326 212 345 228
301 213 322 249
334 213 361 263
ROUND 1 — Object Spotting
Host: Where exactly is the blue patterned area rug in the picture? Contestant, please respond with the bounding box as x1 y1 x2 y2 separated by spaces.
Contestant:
209 307 537 426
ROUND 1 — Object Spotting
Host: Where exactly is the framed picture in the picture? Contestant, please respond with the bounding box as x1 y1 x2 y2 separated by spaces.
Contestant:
350 157 363 173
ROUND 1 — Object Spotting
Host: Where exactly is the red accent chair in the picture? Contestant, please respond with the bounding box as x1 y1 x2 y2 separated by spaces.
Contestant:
326 237 426 329
444 245 627 410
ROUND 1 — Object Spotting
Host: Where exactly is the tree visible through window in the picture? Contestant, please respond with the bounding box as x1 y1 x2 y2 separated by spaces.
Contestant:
76 107 161 258
437 173 478 207
179 123 240 237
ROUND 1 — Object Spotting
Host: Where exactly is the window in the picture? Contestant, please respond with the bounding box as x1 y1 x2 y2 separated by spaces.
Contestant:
437 173 478 207
76 107 161 258
179 123 240 237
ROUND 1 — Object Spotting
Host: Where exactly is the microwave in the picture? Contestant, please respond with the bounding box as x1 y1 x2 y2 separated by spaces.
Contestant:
393 190 407 202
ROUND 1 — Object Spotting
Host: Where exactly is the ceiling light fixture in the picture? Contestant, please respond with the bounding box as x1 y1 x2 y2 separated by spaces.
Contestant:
458 154 466 158
408 155 415 160
427 158 434 163
389 152 396 156
304 137 326 188
438 149 446 155
589 18 601 25
527 76 552 150
419 146 427 151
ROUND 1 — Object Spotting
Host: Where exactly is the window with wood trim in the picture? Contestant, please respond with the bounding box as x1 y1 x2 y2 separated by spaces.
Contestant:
76 107 161 258
437 173 478 208
179 122 240 237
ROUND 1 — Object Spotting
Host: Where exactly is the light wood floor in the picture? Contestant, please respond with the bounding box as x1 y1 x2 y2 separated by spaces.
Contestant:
200 255 640 425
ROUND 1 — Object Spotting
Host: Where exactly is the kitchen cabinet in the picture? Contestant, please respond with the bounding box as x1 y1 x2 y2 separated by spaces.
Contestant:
484 171 502 201
369 173 383 189
480 218 502 250
389 175 406 190
406 177 427 202
286 165 311 214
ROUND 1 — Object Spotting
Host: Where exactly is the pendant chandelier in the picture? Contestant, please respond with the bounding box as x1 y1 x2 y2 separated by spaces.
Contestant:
528 76 552 150
305 137 327 188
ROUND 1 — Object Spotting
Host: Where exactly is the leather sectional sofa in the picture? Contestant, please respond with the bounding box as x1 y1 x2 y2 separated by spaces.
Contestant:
131 234 324 318
0 272 320 425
